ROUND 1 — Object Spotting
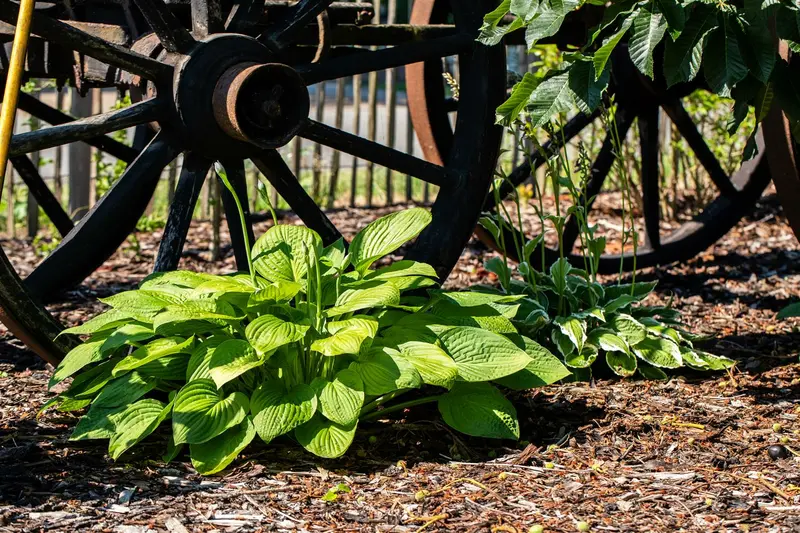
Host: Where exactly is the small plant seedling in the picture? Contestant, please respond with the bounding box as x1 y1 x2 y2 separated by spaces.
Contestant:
322 483 351 502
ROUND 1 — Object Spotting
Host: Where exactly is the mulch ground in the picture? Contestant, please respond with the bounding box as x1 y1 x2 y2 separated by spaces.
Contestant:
1 194 800 532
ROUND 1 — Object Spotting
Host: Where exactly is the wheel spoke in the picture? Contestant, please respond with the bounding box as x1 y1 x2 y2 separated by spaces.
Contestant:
9 99 162 158
155 152 212 272
24 132 179 299
9 156 73 237
261 0 336 51
300 119 453 188
14 93 139 162
638 105 661 250
0 2 171 81
251 150 342 245
661 97 739 197
133 0 196 54
226 0 264 34
191 0 224 37
296 33 472 85
561 108 635 252
217 159 255 272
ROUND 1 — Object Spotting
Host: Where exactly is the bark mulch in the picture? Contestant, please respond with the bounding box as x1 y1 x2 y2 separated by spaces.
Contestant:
0 195 800 532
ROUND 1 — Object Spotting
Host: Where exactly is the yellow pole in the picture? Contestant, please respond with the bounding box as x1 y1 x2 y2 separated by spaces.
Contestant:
0 0 36 192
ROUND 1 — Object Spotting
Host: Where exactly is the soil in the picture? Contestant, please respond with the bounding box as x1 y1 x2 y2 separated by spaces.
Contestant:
1 194 800 532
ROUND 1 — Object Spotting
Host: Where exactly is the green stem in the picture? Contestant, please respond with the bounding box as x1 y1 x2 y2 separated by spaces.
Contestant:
215 162 255 284
359 394 442 422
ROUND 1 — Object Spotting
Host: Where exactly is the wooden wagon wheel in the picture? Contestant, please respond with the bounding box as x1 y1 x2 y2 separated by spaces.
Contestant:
407 0 775 273
0 0 506 363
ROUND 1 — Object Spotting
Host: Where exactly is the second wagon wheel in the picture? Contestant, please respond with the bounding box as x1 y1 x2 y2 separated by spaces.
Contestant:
0 0 506 363
407 0 773 273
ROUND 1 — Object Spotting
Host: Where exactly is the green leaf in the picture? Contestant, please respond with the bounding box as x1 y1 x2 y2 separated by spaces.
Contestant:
568 59 610 115
638 362 668 380
349 208 432 274
209 339 267 389
438 382 519 439
564 343 599 369
70 403 125 441
430 290 524 308
252 224 322 282
606 350 638 377
494 336 570 390
153 299 239 336
349 347 422 395
438 327 532 382
112 336 194 377
363 260 438 281
60 358 119 399
172 379 249 445
311 316 379 356
186 335 230 381
740 20 775 83
58 309 132 337
527 71 574 127
50 339 108 387
248 280 303 307
109 398 172 460
295 414 357 459
588 328 629 354
511 0 540 21
100 290 172 322
245 314 309 354
632 336 682 368
251 380 317 443
778 302 800 319
525 0 580 45
628 2 668 78
594 15 636 79
325 282 401 317
100 324 154 354
703 17 748 97
609 314 647 345
396 341 458 389
657 0 685 36
549 257 571 295
692 349 735 370
93 371 156 408
137 353 189 381
497 72 537 125
190 418 256 475
663 3 717 86
140 270 217 291
554 316 587 354
314 369 364 426
603 281 657 302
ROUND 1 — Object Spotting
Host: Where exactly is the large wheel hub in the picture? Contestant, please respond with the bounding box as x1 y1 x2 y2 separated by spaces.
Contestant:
172 34 309 156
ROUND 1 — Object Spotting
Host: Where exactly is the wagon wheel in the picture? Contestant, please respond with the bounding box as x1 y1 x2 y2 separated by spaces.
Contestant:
0 0 506 363
407 0 774 273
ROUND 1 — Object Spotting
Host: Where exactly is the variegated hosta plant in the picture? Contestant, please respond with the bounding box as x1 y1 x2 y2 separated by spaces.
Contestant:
43 208 569 474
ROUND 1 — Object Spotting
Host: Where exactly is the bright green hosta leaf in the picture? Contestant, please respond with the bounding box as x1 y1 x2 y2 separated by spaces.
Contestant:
384 275 437 292
632 336 682 368
112 337 194 377
100 324 154 354
61 358 118 400
312 317 379 356
190 418 256 475
50 339 108 387
314 369 364 426
321 238 347 271
137 353 189 380
638 362 668 380
565 343 599 369
628 3 668 78
58 309 132 337
495 336 570 389
497 72 537 125
248 280 303 307
554 316 587 354
604 281 658 302
295 414 357 458
153 298 240 336
326 282 401 317
251 380 317 443
606 350 638 377
109 398 172 460
430 290 523 308
93 371 156 408
430 302 517 335
397 341 458 389
588 328 629 354
172 379 249 445
438 382 519 440
209 339 267 388
100 290 172 322
246 314 309 354
439 327 531 382
187 336 230 381
683 348 735 370
252 225 322 282
140 270 217 290
364 260 438 281
349 208 431 274
703 18 748 97
349 348 422 395
663 3 717 86
609 314 647 345
70 403 125 440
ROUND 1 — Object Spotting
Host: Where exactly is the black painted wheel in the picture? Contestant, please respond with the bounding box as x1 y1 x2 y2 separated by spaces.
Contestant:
407 1 773 273
0 0 505 362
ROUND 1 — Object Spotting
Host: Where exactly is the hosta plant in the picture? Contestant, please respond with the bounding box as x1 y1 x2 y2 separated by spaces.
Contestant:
43 206 569 474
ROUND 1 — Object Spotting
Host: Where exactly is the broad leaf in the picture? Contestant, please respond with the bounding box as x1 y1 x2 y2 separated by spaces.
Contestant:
190 418 256 475
364 260 438 281
153 299 239 336
497 72 537 125
628 2 668 78
209 339 267 388
314 369 364 426
565 343 599 369
50 339 108 387
703 18 748 97
588 328 629 354
172 379 249 445
632 336 682 368
397 341 458 389
349 208 432 274
494 336 570 390
525 0 580 45
248 280 303 307
609 314 647 345
100 324 154 354
109 398 172 460
70 403 125 441
251 380 317 443
245 314 309 354
554 316 587 354
438 327 531 382
93 371 156 408
606 350 638 377
112 336 195 377
186 335 230 381
58 309 132 337
252 225 322 282
438 382 519 440
663 3 717 86
349 347 422 395
528 71 574 127
100 290 171 322
325 282 401 317
311 316 379 356
568 58 610 114
295 414 357 459
594 16 636 79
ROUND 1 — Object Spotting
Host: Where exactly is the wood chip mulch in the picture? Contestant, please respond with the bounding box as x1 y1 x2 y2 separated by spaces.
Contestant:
0 194 799 532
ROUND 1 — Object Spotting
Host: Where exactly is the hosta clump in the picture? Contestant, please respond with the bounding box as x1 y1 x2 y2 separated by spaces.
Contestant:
43 208 566 473
476 236 734 379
